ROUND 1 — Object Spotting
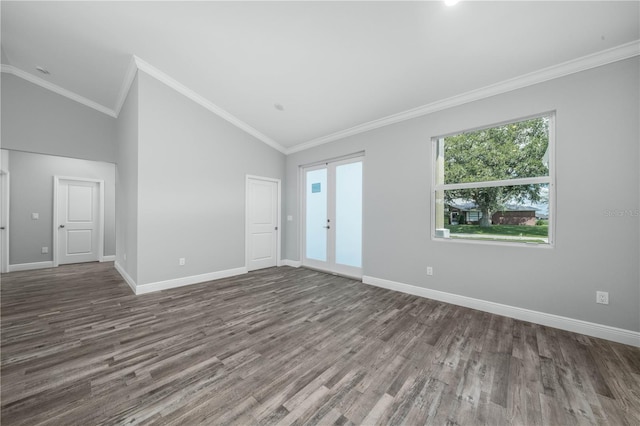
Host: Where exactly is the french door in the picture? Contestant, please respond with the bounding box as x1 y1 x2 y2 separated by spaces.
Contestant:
303 156 363 278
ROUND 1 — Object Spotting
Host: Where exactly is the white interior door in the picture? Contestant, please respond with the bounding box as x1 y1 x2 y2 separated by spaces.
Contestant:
303 157 363 278
246 176 279 271
57 179 100 265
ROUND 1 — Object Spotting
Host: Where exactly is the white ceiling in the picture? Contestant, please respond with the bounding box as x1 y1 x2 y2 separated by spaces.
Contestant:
2 1 639 152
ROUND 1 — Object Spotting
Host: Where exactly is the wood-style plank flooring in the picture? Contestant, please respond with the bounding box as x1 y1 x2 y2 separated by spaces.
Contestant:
1 262 639 425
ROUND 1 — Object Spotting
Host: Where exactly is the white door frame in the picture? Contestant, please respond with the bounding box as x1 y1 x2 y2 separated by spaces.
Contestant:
245 175 281 270
53 176 105 267
0 169 9 274
300 155 364 279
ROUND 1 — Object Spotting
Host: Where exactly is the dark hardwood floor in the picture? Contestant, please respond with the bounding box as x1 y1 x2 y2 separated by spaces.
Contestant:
1 262 639 425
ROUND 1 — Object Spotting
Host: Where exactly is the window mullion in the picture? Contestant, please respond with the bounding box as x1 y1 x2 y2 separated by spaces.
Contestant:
436 176 551 191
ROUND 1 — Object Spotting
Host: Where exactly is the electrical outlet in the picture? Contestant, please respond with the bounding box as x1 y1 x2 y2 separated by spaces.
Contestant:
32 213 39 220
596 291 609 305
179 258 186 266
41 247 48 254
427 266 433 276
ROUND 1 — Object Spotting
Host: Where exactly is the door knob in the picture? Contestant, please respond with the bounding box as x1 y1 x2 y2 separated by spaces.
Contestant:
0 226 4 230
324 226 330 229
59 225 65 228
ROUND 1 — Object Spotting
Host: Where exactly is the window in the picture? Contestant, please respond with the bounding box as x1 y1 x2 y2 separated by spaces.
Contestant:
433 114 554 245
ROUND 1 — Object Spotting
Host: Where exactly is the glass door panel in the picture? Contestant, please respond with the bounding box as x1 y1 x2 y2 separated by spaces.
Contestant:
335 161 362 268
305 168 327 262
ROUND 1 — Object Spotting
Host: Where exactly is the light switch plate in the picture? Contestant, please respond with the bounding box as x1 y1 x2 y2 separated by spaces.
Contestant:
32 213 39 220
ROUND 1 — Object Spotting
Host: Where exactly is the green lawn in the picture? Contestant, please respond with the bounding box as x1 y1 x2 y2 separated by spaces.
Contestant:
445 224 548 238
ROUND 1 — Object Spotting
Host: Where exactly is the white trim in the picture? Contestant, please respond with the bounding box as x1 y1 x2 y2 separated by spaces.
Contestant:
3 41 637 154
432 237 554 249
53 176 105 267
431 112 556 247
299 151 366 169
0 64 117 117
282 259 302 268
9 261 54 272
101 255 116 262
435 176 551 191
113 56 138 116
245 175 282 271
430 137 438 246
433 110 556 140
305 264 363 281
1 58 286 154
363 275 640 348
0 160 10 274
135 267 247 295
114 261 137 294
133 56 287 154
98 183 106 260
547 115 557 247
287 40 640 154
53 178 59 266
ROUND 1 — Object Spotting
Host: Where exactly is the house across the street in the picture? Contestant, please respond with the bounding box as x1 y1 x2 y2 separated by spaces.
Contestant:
447 202 538 226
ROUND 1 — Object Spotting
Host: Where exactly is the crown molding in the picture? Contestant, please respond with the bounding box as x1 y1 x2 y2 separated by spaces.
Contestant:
133 56 287 154
1 57 287 153
286 39 640 154
3 39 638 156
113 56 139 117
0 64 117 118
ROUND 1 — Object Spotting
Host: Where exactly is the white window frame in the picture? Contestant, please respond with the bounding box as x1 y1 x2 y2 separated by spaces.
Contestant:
431 112 556 247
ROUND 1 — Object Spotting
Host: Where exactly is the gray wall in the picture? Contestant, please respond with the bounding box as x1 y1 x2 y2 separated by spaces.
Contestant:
5 149 116 265
284 58 640 332
134 71 286 285
115 75 139 282
0 73 116 163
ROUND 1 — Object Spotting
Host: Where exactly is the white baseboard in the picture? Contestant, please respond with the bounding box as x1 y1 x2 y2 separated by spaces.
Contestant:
101 255 116 262
9 261 54 272
135 266 247 295
363 275 640 348
114 261 137 294
114 262 248 295
282 259 302 268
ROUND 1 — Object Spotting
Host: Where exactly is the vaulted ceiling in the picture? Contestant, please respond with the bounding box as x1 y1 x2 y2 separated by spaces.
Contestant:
2 1 639 153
